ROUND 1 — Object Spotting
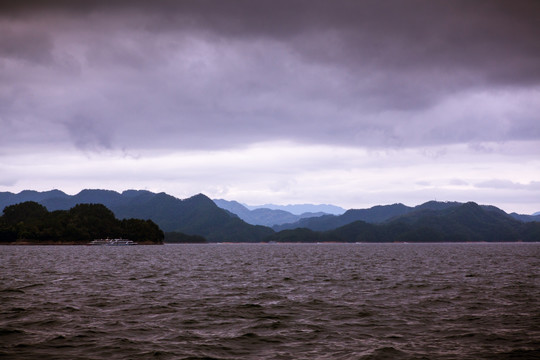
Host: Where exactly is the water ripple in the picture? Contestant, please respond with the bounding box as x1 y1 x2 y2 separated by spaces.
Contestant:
1 243 539 359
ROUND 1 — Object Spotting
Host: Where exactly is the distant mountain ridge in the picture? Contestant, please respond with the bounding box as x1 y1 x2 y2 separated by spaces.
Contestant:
269 202 540 243
0 189 273 242
245 203 345 215
213 199 327 226
511 212 540 222
1 190 538 243
272 200 540 231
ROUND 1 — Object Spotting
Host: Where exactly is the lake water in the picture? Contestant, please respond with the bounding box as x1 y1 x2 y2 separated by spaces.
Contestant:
1 243 539 359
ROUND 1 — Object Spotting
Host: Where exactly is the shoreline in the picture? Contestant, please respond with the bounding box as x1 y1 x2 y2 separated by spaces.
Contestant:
0 241 164 246
4 241 535 246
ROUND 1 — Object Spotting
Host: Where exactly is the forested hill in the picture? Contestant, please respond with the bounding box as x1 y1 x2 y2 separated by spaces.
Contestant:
0 201 163 244
268 202 540 243
273 201 540 232
1 190 538 243
0 190 273 243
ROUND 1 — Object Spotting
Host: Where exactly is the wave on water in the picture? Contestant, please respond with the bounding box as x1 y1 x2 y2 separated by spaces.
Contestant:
1 243 539 359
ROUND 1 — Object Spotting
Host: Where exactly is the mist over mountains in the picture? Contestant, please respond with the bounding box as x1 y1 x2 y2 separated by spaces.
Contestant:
1 189 539 243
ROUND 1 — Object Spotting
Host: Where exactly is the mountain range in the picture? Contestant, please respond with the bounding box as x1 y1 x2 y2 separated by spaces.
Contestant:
1 189 539 243
268 201 539 243
272 201 540 231
244 203 345 215
0 190 272 242
213 199 329 227
214 198 540 230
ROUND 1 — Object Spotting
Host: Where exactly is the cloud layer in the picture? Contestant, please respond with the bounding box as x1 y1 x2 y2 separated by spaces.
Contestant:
1 1 539 213
2 1 540 151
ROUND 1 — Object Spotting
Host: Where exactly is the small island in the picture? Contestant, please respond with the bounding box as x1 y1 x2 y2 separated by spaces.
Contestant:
0 201 164 245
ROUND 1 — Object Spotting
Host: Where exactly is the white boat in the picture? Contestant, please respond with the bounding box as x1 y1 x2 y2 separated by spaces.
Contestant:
90 238 137 246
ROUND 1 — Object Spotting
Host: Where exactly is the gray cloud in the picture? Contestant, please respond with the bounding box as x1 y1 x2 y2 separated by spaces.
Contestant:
63 115 112 151
7 0 537 85
1 1 539 153
0 23 54 64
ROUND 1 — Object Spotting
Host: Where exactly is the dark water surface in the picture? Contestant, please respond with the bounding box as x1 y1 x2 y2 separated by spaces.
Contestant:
1 243 539 359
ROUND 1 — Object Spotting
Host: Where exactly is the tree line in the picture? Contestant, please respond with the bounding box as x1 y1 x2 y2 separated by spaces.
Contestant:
0 201 164 244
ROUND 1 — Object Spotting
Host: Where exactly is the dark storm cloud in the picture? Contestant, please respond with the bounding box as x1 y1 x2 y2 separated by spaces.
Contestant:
0 24 54 64
1 0 539 151
4 0 539 83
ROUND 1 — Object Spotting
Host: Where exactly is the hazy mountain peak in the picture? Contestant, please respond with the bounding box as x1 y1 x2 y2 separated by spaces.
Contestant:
245 203 346 215
213 199 335 227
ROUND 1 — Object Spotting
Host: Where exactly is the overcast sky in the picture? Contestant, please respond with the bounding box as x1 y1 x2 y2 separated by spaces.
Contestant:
1 0 539 214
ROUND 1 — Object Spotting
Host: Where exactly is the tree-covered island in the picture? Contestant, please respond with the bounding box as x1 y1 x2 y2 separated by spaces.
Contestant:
0 201 164 244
